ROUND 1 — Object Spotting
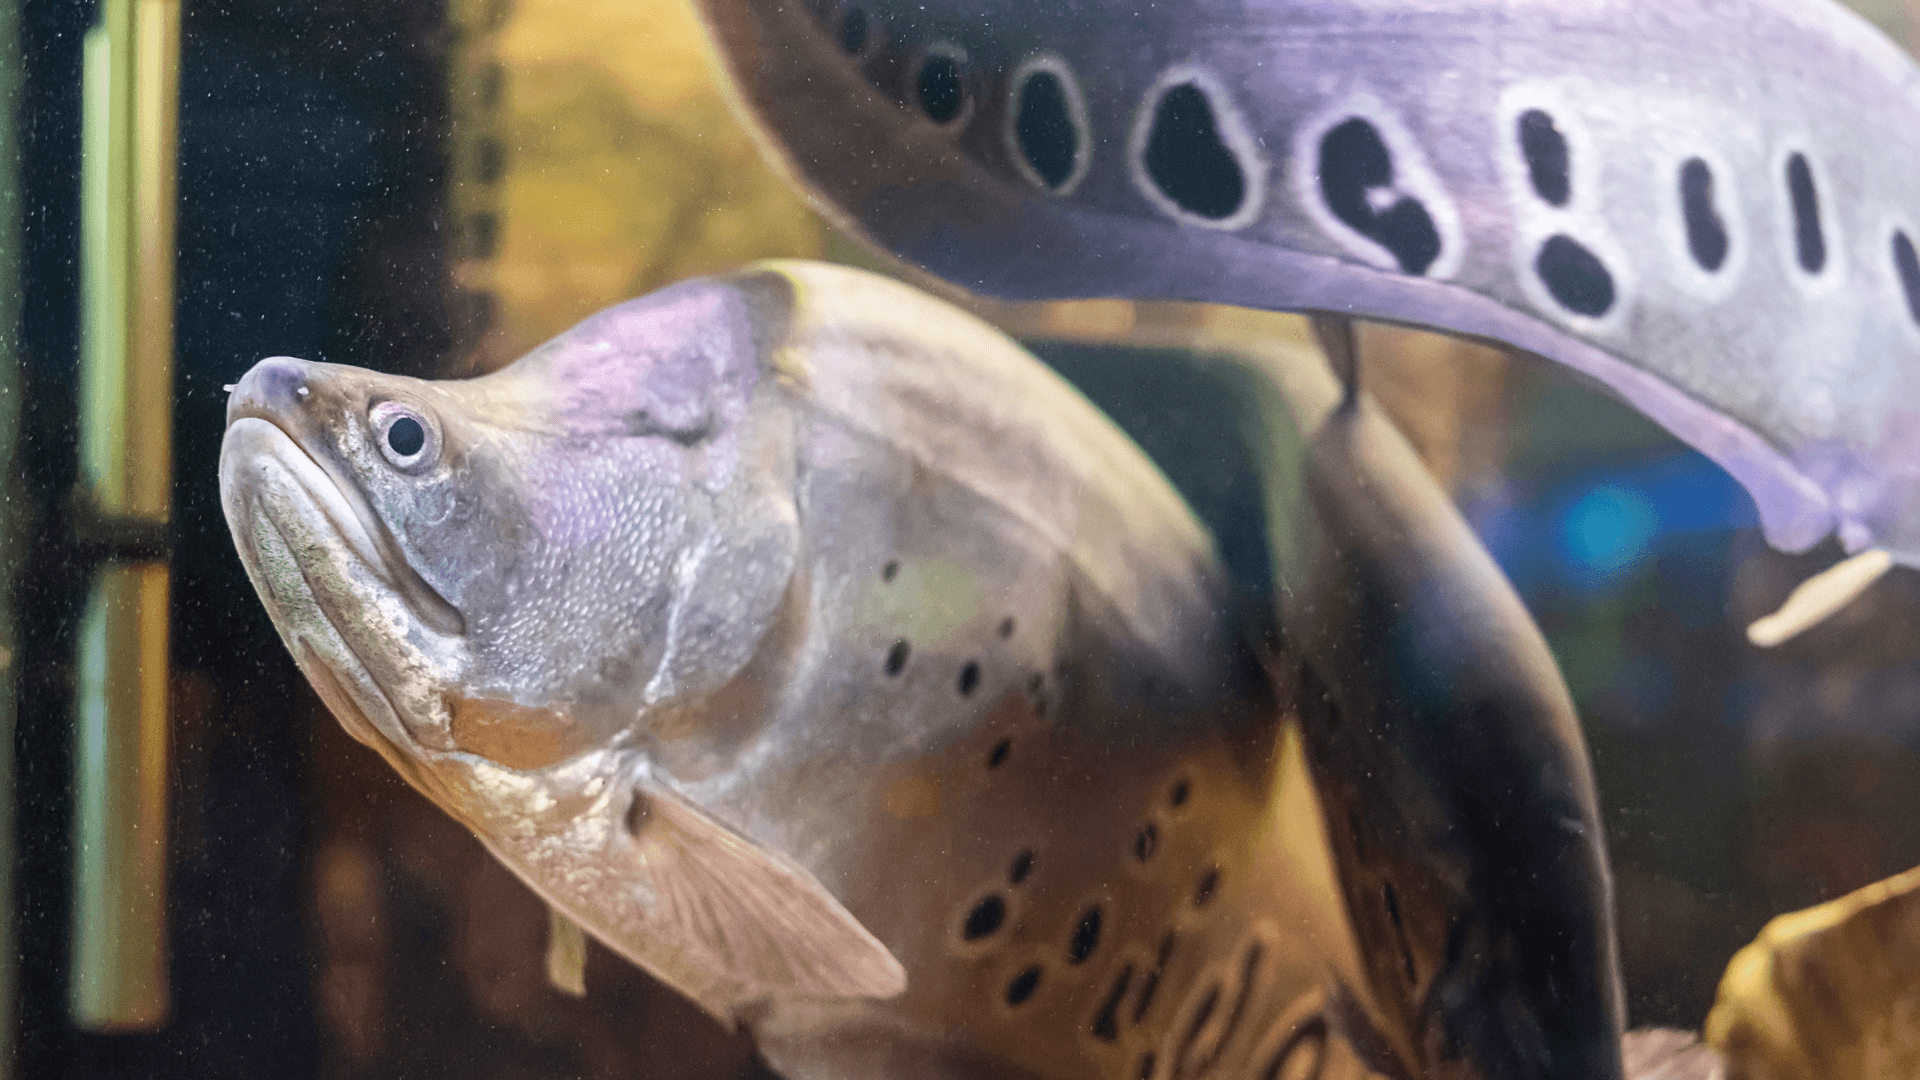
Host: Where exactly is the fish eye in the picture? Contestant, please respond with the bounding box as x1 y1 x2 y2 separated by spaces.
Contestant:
369 400 439 471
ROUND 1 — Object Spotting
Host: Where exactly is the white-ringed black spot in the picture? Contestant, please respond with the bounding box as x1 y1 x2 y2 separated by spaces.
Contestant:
1067 906 1103 964
914 46 967 125
1192 867 1219 908
1008 58 1086 193
836 5 868 55
1894 230 1920 325
1009 849 1034 884
1516 109 1570 207
1133 821 1159 863
1679 158 1729 271
1317 118 1441 275
884 639 910 676
1786 152 1826 274
963 894 1008 940
1091 963 1134 1042
1258 1016 1329 1080
1535 234 1615 316
1140 78 1247 222
1006 965 1043 1006
958 660 980 696
987 737 1012 769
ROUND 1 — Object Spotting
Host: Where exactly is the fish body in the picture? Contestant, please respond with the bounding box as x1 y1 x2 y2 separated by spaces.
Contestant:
695 0 1920 567
220 261 1386 1080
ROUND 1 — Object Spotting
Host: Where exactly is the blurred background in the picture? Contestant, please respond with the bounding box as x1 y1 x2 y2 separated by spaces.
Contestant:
6 0 1920 1077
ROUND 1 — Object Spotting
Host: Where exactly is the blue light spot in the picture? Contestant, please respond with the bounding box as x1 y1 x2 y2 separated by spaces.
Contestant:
1559 484 1659 583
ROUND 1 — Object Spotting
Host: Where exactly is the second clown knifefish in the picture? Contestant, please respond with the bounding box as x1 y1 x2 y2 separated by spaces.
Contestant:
217 261 1620 1080
693 0 1920 582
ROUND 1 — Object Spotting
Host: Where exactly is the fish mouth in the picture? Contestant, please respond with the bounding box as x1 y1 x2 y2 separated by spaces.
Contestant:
224 396 466 639
220 416 459 763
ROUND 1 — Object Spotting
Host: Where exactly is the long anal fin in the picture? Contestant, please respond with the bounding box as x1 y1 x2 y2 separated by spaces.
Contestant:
1747 548 1894 647
630 783 907 1008
546 905 588 998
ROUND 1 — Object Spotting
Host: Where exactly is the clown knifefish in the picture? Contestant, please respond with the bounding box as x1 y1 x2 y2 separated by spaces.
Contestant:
694 0 1920 577
217 261 1618 1080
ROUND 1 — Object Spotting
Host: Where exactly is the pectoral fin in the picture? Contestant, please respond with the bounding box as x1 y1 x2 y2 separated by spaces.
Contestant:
628 783 908 1010
546 906 588 998
1746 548 1893 647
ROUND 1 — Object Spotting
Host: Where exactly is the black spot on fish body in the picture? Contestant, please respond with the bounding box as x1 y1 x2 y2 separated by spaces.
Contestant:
1536 234 1615 316
957 660 980 696
1015 68 1079 190
1895 230 1920 324
1009 849 1034 884
1174 983 1222 1078
475 137 505 184
468 211 498 259
1192 867 1219 908
1133 822 1159 863
1144 83 1246 221
624 789 649 836
1787 152 1826 273
916 49 965 124
1137 1051 1158 1080
1006 965 1043 1006
1169 778 1191 809
882 559 899 581
1517 109 1570 207
963 895 1007 940
987 737 1012 769
1092 964 1134 1042
1068 906 1103 964
1680 158 1729 271
837 5 868 54
1383 882 1418 986
477 62 503 110
997 616 1015 639
1317 118 1441 274
885 639 910 676
1133 933 1176 1023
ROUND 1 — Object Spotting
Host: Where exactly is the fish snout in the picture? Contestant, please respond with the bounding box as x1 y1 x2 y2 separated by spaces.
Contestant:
226 356 319 428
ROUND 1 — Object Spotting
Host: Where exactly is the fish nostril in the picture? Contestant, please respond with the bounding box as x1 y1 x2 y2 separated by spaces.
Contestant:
227 356 316 423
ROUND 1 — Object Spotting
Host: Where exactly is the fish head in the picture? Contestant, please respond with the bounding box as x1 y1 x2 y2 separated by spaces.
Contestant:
218 276 800 802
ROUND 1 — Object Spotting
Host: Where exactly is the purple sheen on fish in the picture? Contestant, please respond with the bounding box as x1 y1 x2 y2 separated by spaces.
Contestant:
694 0 1920 567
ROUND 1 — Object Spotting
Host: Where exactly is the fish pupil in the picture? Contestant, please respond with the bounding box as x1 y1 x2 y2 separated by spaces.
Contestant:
387 416 425 457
